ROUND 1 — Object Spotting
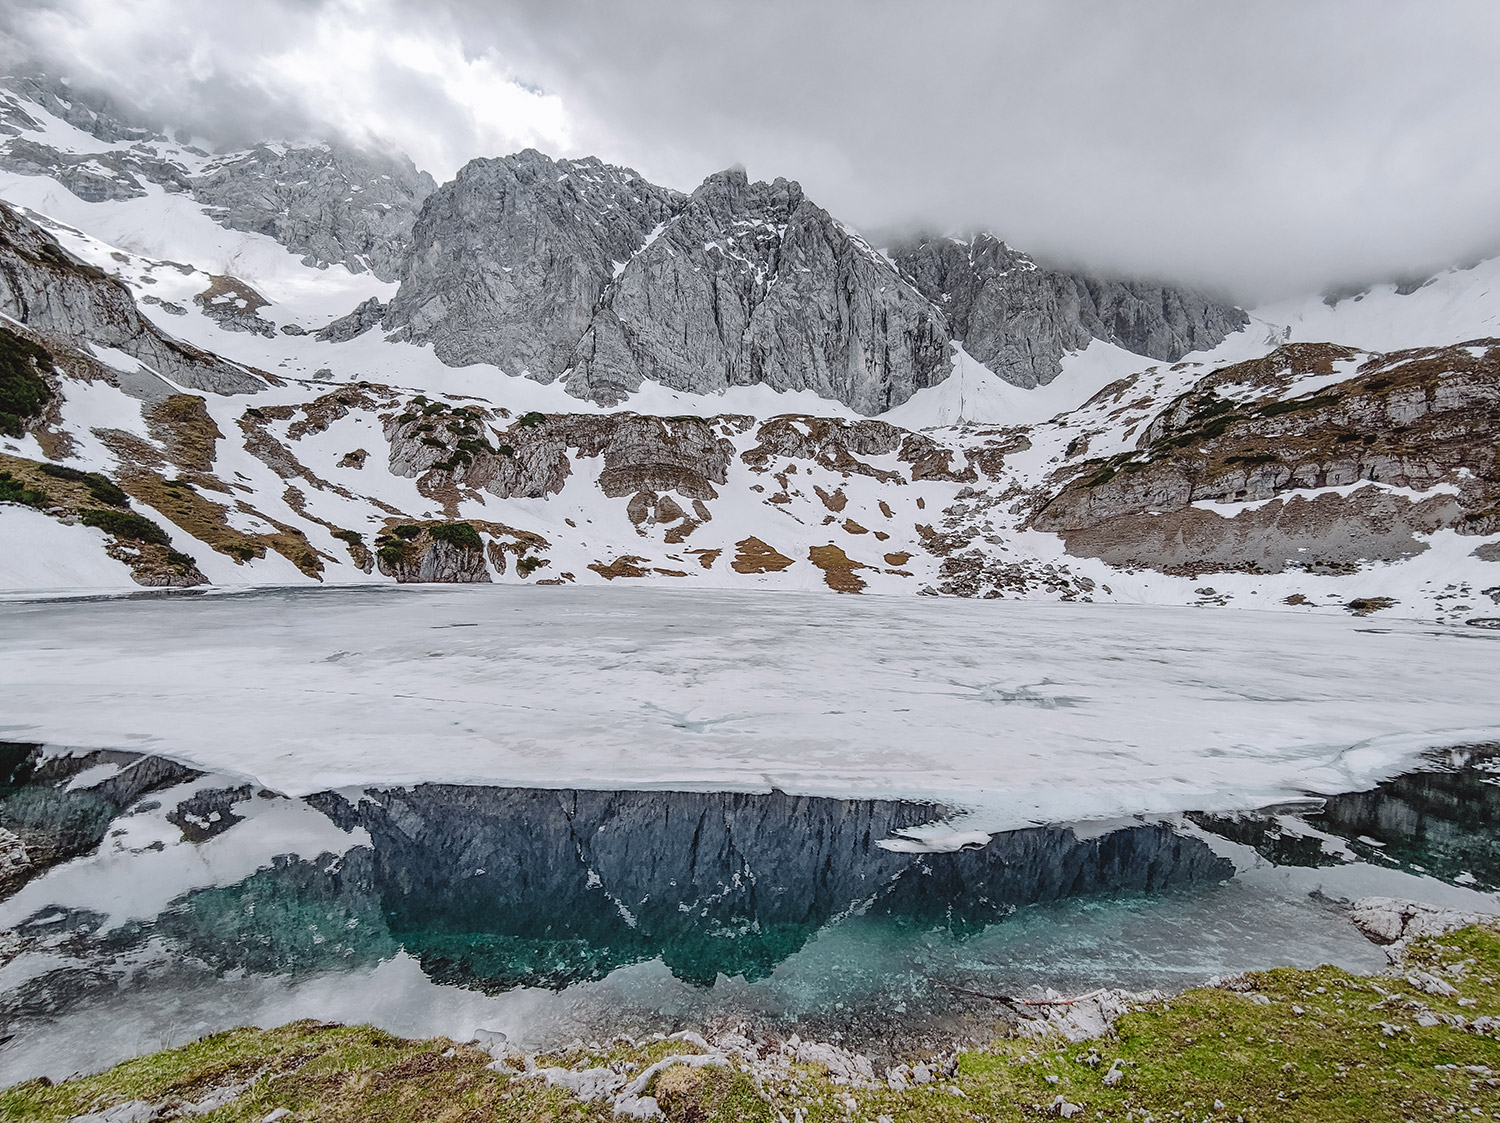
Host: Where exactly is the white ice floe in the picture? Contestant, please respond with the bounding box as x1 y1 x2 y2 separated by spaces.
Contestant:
1 586 1497 834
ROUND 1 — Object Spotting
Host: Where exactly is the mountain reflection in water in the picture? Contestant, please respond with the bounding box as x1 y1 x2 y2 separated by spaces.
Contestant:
2 743 1498 1085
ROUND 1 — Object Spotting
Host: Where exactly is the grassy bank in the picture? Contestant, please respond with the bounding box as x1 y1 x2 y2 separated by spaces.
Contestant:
6 926 1500 1123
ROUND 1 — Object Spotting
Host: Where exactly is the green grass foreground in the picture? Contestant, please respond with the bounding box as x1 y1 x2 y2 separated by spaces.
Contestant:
7 926 1500 1122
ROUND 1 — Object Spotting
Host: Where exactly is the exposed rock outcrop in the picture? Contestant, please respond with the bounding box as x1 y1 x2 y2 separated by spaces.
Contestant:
1351 897 1494 947
566 169 951 413
0 202 263 394
891 233 1248 388
0 136 188 201
384 150 685 377
1031 341 1500 572
0 71 156 144
191 144 435 280
385 157 949 414
317 296 385 342
193 274 276 338
0 74 434 281
385 402 742 507
372 519 547 583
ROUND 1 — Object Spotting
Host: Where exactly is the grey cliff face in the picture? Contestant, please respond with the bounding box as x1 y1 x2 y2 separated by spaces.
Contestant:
383 149 685 379
191 144 436 281
0 202 262 394
0 138 191 202
0 72 155 144
387 161 951 415
0 74 433 282
566 169 951 414
891 233 1247 387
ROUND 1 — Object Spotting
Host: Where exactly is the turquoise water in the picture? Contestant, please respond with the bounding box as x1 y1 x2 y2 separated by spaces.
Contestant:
0 744 1497 1082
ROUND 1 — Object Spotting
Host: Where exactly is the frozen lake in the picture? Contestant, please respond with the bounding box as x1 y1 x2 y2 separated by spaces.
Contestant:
3 587 1500 1082
2 586 1499 832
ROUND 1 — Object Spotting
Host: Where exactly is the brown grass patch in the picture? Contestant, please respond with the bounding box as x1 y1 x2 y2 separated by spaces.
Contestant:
144 394 221 474
90 446 328 577
194 274 270 316
687 548 721 570
731 537 794 574
807 543 868 593
883 552 912 566
814 485 847 512
589 556 651 579
842 519 868 534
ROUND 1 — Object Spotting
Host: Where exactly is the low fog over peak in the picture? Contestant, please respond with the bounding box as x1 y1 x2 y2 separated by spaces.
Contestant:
5 0 1500 303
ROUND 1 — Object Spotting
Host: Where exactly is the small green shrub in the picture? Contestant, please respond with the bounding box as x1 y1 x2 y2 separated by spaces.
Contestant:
0 327 53 437
391 524 422 540
428 522 483 551
518 411 547 427
377 543 407 565
1224 453 1279 466
517 556 543 576
165 548 197 571
331 529 364 546
79 508 171 544
0 471 48 507
38 463 131 507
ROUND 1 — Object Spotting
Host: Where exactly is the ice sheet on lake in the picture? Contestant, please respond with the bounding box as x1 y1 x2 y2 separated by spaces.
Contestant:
1 587 1498 833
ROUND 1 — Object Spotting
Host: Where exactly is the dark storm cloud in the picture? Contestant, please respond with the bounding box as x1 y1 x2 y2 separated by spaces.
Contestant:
5 0 1500 301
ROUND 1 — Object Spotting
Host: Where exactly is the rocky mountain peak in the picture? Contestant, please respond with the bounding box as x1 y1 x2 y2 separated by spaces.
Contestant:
692 166 805 219
0 70 435 281
892 232 1247 388
558 165 950 412
190 141 436 280
0 70 157 144
383 150 685 378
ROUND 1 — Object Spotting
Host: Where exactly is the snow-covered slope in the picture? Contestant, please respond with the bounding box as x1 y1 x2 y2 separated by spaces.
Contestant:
0 74 1497 623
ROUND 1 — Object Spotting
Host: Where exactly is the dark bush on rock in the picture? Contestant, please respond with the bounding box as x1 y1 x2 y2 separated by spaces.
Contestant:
37 462 130 507
0 327 52 437
79 508 171 545
428 522 483 551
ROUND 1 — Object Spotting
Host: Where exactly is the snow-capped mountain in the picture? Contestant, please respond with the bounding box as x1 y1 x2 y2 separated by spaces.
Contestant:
1 69 1497 623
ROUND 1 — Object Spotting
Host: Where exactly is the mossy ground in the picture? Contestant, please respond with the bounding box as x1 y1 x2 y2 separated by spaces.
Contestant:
8 927 1500 1123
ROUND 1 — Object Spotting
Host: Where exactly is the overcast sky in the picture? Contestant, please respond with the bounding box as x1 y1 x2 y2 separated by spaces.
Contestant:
4 0 1500 302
